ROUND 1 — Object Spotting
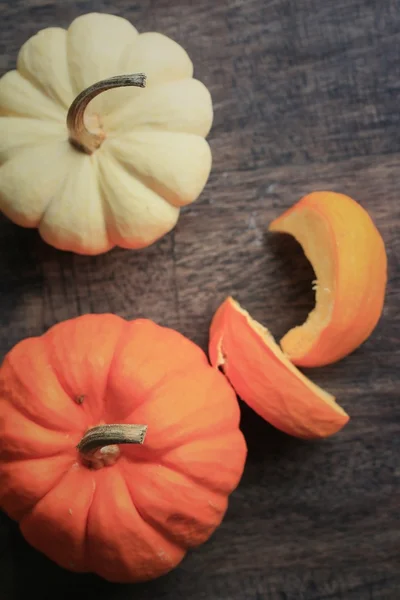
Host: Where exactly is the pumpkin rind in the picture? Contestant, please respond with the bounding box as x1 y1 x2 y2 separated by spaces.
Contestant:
209 297 349 439
0 13 213 255
0 314 246 583
269 191 387 366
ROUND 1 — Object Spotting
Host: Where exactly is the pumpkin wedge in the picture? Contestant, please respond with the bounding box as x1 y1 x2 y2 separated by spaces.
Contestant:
269 191 387 367
209 297 349 439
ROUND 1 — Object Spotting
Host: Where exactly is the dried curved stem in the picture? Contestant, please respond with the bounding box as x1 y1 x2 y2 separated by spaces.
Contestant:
77 423 147 469
67 73 147 154
77 423 148 455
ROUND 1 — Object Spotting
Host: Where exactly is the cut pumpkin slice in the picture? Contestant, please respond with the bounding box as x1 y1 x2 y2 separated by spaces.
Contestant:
209 297 349 439
269 191 387 367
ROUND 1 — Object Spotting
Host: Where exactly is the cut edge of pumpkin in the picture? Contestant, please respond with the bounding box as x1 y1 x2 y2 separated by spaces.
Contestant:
209 296 349 439
217 297 346 414
268 191 387 367
268 198 336 362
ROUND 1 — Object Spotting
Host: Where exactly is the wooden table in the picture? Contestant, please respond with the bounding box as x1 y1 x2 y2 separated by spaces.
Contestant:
1 1 399 598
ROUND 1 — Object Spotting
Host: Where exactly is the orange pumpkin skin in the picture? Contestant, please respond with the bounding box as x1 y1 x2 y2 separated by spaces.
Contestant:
269 191 387 366
209 297 349 439
0 314 246 583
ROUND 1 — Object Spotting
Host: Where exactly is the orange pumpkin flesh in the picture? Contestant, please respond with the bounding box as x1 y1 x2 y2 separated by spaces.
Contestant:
269 191 387 367
209 297 349 439
0 314 246 583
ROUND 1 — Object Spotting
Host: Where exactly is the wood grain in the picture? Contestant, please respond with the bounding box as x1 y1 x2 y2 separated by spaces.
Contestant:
1 0 400 599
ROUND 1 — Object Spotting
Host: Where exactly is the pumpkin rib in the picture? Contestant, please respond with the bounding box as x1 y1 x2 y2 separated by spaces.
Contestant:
158 461 228 495
126 356 208 416
129 377 241 454
13 457 76 522
0 70 65 122
97 151 179 250
4 331 87 432
2 356 77 433
163 421 241 451
129 110 209 136
86 468 185 581
105 324 210 423
92 155 115 252
102 318 140 420
121 461 226 550
133 500 185 551
122 422 241 465
159 431 246 495
81 475 97 573
43 313 126 424
38 156 112 255
119 418 243 472
20 464 96 574
104 78 212 137
95 160 121 250
104 144 176 208
1 445 75 464
0 117 65 164
102 319 187 421
105 131 211 208
2 440 77 465
39 353 77 411
120 471 181 551
120 461 192 551
17 27 74 110
0 141 75 229
66 13 139 99
0 454 75 521
36 326 85 412
17 69 65 112
127 32 193 87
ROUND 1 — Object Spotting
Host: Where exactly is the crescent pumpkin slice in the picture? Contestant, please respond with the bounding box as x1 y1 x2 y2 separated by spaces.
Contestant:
209 297 349 439
269 191 387 367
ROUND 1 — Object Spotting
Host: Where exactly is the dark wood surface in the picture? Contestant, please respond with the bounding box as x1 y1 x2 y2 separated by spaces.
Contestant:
1 0 399 598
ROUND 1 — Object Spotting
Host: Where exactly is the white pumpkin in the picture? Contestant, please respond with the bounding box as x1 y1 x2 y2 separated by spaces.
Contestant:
0 13 213 254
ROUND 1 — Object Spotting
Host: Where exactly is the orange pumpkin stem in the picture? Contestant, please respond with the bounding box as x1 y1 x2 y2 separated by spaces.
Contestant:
66 73 147 155
77 423 148 469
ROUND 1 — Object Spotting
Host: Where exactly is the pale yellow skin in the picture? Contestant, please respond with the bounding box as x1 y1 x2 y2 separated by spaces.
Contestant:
0 13 213 254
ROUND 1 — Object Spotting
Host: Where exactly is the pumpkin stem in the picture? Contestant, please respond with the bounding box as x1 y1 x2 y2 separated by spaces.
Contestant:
67 73 147 155
77 423 148 469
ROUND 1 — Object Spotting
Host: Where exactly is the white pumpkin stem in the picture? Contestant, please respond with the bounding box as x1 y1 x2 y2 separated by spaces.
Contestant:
67 73 147 154
77 423 148 469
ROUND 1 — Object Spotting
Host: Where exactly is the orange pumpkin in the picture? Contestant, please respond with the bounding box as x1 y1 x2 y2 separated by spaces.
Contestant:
0 314 246 582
